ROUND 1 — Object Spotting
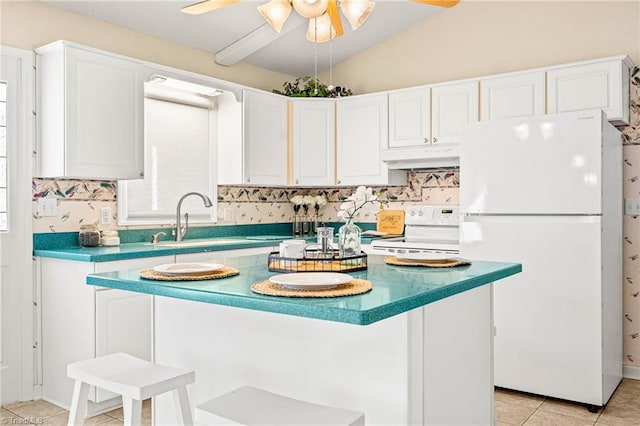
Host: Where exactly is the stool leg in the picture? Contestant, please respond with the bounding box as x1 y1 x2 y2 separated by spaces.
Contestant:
173 386 193 426
122 398 142 426
67 380 89 426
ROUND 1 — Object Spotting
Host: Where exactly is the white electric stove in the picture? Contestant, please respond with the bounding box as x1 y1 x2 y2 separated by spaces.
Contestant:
370 205 460 260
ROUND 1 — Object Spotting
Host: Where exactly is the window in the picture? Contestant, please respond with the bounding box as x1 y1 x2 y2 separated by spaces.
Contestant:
118 83 218 225
0 81 7 231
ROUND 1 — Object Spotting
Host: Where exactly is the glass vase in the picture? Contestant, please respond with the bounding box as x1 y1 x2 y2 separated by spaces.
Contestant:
302 214 311 236
338 218 361 258
292 214 303 237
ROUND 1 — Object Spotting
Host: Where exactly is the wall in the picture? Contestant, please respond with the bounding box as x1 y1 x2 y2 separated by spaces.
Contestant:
0 0 292 92
321 1 640 94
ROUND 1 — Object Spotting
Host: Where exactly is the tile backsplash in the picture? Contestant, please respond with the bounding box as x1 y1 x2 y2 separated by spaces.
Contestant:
32 168 459 233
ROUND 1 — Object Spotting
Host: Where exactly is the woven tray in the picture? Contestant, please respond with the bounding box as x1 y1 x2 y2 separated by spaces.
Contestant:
384 256 471 268
139 266 240 281
251 278 372 298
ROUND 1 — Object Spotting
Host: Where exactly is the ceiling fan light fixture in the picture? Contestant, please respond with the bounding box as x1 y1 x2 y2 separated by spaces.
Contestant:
340 0 375 30
305 12 336 43
257 0 292 33
293 0 329 19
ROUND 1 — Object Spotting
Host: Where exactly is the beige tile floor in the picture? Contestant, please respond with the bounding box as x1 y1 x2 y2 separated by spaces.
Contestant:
1 398 151 426
496 379 640 426
1 380 639 425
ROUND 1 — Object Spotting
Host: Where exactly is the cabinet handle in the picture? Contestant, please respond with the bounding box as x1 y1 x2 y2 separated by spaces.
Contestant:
139 171 144 177
295 179 299 184
337 179 341 184
424 137 429 144
433 137 438 143
247 177 251 183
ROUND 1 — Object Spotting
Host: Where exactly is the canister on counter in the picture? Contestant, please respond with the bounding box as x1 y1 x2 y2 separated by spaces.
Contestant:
101 230 120 246
79 223 100 247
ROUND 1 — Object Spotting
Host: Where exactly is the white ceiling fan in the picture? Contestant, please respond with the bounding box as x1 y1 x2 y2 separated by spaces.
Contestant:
181 0 460 43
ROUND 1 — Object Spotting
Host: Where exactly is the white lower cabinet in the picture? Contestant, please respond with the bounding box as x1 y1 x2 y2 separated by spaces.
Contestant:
40 256 172 414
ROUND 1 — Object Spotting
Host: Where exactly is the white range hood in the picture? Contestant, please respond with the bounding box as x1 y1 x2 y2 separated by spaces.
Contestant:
381 145 460 169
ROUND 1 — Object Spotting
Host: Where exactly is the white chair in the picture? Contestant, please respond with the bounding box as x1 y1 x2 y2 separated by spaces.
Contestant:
67 352 195 426
195 386 365 425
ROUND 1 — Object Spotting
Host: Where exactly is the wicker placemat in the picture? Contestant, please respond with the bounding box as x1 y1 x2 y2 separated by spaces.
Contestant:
139 266 240 281
251 279 372 298
384 256 471 268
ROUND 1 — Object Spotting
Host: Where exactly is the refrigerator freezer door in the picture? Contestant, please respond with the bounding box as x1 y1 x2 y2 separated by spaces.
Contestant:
460 215 620 405
460 110 603 215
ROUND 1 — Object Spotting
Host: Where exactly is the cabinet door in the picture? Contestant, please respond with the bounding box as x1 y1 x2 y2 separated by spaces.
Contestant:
292 100 335 186
337 94 404 186
547 59 630 125
388 87 431 148
480 72 545 121
431 81 479 146
39 43 145 179
94 288 152 401
243 90 288 186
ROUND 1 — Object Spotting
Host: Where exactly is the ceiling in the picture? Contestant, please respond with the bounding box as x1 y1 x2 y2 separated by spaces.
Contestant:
39 0 450 77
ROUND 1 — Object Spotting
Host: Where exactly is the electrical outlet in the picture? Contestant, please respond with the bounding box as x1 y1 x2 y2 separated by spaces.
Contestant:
223 207 234 222
100 207 112 224
37 198 57 217
625 198 640 215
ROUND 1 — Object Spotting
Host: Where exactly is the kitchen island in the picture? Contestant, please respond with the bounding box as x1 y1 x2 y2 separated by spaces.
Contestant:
88 254 521 425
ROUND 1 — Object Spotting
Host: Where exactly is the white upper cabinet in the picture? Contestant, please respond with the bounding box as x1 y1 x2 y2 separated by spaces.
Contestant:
480 71 545 121
336 94 406 186
547 56 633 125
242 89 288 186
292 99 335 186
431 81 479 146
36 41 145 179
388 86 431 148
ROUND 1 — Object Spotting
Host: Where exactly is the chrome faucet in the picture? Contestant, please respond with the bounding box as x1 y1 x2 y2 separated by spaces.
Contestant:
175 192 213 241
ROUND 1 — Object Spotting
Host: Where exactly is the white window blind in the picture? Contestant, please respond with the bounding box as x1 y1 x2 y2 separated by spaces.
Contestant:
118 95 217 225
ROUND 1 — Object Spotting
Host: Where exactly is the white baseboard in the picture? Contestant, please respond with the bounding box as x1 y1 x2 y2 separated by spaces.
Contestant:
623 364 640 380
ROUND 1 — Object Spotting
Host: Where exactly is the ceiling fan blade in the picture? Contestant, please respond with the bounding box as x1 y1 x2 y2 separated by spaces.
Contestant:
326 0 344 37
181 0 241 15
411 0 460 7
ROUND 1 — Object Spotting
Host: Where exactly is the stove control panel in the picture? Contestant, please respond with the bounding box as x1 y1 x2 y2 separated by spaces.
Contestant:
405 205 460 226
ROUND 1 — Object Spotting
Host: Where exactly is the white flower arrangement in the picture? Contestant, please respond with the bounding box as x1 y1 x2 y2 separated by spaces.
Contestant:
313 195 327 214
290 195 305 214
337 186 381 222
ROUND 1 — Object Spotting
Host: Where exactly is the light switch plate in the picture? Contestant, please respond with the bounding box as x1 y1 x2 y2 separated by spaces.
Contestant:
37 198 57 217
100 207 112 224
223 207 234 222
625 198 640 215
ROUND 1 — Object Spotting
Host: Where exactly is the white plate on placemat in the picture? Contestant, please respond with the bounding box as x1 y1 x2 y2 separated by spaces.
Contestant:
153 262 225 276
269 272 353 290
395 252 458 261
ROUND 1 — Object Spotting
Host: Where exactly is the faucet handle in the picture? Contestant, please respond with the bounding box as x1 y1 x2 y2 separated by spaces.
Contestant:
151 232 166 244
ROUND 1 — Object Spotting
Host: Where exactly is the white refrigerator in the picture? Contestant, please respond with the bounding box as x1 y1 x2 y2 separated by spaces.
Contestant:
459 109 622 407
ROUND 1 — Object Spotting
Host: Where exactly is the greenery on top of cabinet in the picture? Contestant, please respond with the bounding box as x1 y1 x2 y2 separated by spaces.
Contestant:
273 76 353 98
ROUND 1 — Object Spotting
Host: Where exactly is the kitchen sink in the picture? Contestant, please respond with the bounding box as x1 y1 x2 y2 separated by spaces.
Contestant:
155 238 243 248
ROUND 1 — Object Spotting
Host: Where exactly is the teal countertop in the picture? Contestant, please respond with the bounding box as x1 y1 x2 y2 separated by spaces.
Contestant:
33 236 283 262
86 255 521 325
33 223 379 262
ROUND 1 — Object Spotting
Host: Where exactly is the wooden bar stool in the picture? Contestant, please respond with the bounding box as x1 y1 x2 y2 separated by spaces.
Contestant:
195 386 365 425
67 352 195 426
